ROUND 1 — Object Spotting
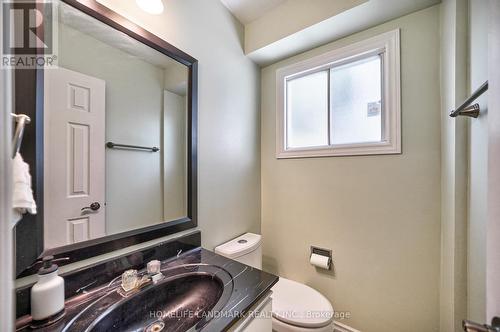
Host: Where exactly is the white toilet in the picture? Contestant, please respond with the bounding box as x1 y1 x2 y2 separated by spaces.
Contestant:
215 233 335 332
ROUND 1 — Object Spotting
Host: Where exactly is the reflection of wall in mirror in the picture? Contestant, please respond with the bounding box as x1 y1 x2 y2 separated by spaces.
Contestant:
58 23 187 237
163 63 188 96
163 90 187 221
163 63 188 221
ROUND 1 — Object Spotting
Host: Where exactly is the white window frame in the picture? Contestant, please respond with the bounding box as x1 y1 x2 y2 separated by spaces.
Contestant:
276 29 401 159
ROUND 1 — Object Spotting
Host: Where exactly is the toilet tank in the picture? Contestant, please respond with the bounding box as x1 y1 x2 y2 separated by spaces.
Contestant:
214 233 262 269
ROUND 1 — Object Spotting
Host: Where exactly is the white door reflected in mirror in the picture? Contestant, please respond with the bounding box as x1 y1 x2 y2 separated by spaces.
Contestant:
44 68 106 249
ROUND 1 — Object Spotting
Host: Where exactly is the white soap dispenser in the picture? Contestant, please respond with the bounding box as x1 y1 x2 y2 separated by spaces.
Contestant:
30 256 65 321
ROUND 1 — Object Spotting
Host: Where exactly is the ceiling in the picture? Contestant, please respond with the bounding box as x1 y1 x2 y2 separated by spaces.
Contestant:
219 0 286 24
220 0 441 66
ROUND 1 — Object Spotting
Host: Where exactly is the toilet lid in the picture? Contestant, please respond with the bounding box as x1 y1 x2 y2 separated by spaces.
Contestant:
270 277 334 328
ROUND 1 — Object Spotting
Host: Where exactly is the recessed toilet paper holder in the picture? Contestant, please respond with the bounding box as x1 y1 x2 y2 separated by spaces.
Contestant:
310 246 332 270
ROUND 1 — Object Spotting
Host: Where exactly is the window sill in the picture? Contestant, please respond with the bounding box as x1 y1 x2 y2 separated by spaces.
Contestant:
276 140 401 159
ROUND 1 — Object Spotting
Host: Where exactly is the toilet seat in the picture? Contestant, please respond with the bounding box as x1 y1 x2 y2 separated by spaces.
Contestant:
272 316 334 332
271 277 334 330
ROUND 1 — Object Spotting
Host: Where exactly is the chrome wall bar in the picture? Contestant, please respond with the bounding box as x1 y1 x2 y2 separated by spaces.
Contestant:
106 142 159 152
11 113 31 158
450 81 488 118
463 318 500 332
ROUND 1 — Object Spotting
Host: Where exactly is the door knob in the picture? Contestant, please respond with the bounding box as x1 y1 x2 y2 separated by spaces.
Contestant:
81 202 101 212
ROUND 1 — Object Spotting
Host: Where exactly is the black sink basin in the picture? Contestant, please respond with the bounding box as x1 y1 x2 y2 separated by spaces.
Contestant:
64 267 232 332
91 273 223 332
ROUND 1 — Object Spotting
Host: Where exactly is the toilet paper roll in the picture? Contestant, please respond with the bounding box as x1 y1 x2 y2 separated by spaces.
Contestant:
310 253 330 269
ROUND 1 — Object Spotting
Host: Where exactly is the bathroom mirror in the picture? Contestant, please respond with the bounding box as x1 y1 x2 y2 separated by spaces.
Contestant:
15 0 198 277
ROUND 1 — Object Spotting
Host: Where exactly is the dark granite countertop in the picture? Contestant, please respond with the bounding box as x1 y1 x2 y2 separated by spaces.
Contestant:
16 247 278 332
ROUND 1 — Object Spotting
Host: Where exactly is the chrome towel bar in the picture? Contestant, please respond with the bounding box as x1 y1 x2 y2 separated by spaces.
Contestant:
450 81 488 118
11 113 31 158
106 142 159 152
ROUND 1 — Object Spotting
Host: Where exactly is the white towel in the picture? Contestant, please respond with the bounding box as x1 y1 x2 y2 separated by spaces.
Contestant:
12 152 37 224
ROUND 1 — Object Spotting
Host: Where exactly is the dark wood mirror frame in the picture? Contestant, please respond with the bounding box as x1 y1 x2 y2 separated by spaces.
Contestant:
15 0 198 278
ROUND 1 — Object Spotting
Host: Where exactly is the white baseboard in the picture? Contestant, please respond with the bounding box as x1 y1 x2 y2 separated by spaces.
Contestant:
334 321 361 332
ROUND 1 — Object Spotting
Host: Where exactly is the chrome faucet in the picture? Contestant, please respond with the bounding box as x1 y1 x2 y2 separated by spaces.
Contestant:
118 269 152 297
118 262 164 297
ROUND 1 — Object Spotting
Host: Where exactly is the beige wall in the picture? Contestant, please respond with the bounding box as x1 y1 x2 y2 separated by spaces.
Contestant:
261 6 441 332
467 0 489 323
487 0 500 320
439 0 468 331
